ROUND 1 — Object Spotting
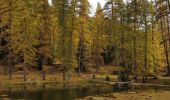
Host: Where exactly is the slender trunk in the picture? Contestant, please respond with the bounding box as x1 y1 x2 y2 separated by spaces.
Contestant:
120 13 125 67
62 0 66 80
111 0 114 20
133 0 138 82
166 13 170 44
119 12 127 82
78 23 83 76
0 27 1 45
78 48 81 76
23 72 27 82
7 54 12 80
151 14 156 74
41 0 48 81
42 70 46 81
143 11 148 83
133 37 137 81
8 0 13 80
165 1 170 75
160 18 170 75
96 24 100 72
23 17 27 82
68 0 77 80
126 3 132 74
129 42 133 74
63 66 66 80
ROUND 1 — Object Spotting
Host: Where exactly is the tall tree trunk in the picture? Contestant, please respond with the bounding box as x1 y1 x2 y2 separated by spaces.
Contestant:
41 0 49 81
143 11 148 83
160 18 170 76
119 12 128 82
78 23 83 76
133 0 138 82
23 17 27 82
8 0 13 80
42 70 46 81
62 0 66 80
68 0 77 80
63 67 66 80
165 1 170 75
151 14 156 74
96 24 100 72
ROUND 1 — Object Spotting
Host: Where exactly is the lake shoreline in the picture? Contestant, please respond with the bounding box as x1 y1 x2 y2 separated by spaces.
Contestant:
79 90 170 100
1 76 170 100
0 73 93 87
1 73 170 88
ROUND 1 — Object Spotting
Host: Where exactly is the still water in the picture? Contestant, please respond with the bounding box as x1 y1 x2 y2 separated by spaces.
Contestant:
0 83 130 100
0 83 169 100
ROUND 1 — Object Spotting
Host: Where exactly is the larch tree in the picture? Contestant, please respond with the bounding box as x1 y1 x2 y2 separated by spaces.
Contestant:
156 0 170 76
77 0 90 76
92 2 104 72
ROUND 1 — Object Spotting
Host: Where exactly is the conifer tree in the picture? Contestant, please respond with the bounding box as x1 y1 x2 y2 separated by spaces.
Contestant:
92 2 104 72
77 0 90 75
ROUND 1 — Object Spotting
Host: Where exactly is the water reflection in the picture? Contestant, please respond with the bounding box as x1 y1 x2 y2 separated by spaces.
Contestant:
0 84 120 100
0 83 169 100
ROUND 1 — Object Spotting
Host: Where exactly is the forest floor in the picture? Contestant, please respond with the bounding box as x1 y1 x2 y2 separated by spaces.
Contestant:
0 73 88 85
79 90 170 100
0 72 118 86
0 66 119 85
0 66 170 86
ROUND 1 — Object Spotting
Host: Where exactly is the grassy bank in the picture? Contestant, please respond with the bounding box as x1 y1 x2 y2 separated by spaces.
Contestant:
79 90 170 100
0 73 88 86
0 66 119 86
0 72 119 87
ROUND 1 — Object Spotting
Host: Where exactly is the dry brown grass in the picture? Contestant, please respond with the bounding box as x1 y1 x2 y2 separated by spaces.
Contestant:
0 72 93 85
80 90 170 100
0 65 120 85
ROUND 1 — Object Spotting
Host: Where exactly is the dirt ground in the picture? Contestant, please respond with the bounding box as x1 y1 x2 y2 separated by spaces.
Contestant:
80 90 170 100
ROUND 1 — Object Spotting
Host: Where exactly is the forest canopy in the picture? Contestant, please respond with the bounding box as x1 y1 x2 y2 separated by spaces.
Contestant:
0 0 170 82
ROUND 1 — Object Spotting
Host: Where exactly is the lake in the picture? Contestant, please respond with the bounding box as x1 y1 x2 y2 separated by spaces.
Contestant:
0 83 170 100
